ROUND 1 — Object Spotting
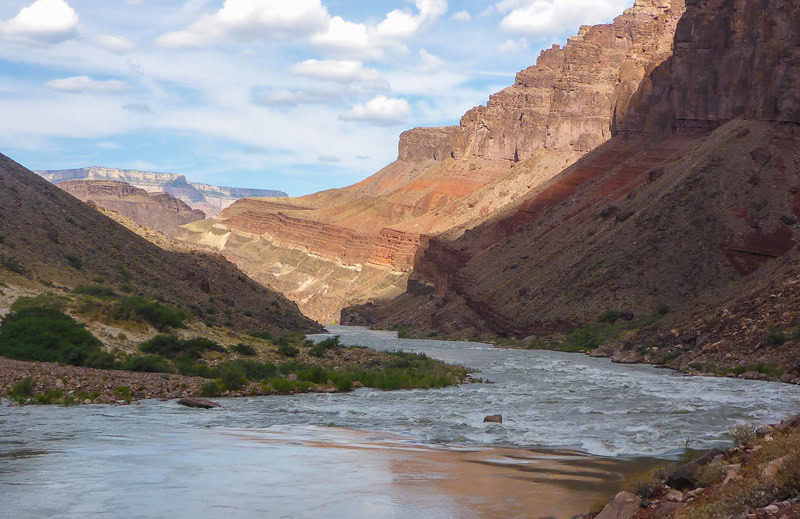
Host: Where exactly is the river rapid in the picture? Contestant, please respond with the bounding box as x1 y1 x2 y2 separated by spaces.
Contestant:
2 325 799 519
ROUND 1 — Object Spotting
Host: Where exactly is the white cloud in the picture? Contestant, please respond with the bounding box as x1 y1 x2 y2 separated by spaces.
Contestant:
1 0 79 46
375 0 447 40
496 37 529 53
339 95 410 126
92 34 135 53
494 0 630 37
157 0 330 48
257 85 347 106
451 10 471 22
46 76 127 93
310 16 381 59
318 154 340 163
290 59 381 83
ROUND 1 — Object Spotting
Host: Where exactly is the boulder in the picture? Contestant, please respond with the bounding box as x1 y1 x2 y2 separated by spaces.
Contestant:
483 414 503 423
178 397 222 409
595 492 641 519
667 448 725 490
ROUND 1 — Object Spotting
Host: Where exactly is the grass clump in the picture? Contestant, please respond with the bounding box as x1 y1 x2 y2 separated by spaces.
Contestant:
199 381 222 397
550 313 665 352
248 330 273 341
0 307 103 366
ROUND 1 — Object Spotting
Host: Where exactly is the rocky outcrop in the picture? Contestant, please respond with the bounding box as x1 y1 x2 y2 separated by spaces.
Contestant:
37 167 287 216
400 0 685 162
357 0 800 362
58 180 205 236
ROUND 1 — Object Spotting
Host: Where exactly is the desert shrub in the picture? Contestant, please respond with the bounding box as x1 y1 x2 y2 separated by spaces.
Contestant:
763 326 786 348
122 354 173 373
1 258 24 274
199 381 222 397
277 342 299 357
396 326 413 339
525 338 549 350
112 297 189 331
216 363 247 391
231 343 257 356
695 462 726 487
34 389 65 405
656 304 670 315
309 336 342 357
85 350 118 369
65 254 83 270
175 359 214 378
115 264 132 281
266 377 297 394
0 307 102 366
598 310 624 323
297 365 328 384
729 422 759 447
621 464 671 498
73 285 116 298
225 360 278 380
727 480 781 512
8 376 35 398
10 294 67 311
139 335 223 360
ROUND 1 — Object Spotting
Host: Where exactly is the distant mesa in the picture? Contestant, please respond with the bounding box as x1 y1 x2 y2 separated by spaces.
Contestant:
36 166 288 217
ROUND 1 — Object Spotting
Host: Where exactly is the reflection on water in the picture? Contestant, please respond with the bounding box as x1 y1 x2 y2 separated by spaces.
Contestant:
1 325 799 518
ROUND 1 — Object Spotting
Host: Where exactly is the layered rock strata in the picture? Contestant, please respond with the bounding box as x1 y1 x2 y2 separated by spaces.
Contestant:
37 167 287 216
175 0 686 322
58 180 205 236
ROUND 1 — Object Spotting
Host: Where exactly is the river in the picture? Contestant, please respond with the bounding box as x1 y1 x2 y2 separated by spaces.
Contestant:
2 325 799 519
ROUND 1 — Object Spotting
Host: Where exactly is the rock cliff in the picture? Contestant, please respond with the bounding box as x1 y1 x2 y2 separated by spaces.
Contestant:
175 0 686 322
349 0 800 376
58 180 205 236
37 167 287 216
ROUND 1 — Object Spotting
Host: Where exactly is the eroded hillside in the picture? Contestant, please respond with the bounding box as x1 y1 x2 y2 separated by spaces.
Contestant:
175 0 686 323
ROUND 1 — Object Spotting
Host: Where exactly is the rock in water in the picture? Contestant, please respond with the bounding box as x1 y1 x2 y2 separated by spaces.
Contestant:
484 414 503 423
595 492 641 519
178 397 221 409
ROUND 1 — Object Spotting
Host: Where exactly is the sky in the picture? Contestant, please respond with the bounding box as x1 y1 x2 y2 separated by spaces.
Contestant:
0 0 634 196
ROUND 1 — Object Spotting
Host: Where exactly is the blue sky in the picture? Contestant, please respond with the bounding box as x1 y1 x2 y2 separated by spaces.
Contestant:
0 0 633 196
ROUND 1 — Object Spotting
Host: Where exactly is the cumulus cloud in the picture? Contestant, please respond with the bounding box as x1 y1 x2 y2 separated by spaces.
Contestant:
339 95 410 126
451 10 471 22
157 0 330 48
46 76 127 93
496 37 529 53
290 59 380 83
92 34 135 53
375 0 447 39
1 0 79 45
310 0 447 58
494 0 630 37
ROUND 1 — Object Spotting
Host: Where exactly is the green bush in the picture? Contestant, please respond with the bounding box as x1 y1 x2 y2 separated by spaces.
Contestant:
73 285 116 298
598 310 624 323
112 297 189 331
65 254 83 270
730 422 759 447
217 363 247 391
277 343 299 357
122 354 173 373
85 350 118 369
1 258 24 274
231 343 257 356
139 335 224 360
763 326 786 348
0 307 102 366
8 376 35 398
199 381 222 397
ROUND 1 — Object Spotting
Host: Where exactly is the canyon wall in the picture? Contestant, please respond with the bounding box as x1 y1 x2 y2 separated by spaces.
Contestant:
351 0 800 346
175 0 688 322
37 166 287 216
58 180 206 236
